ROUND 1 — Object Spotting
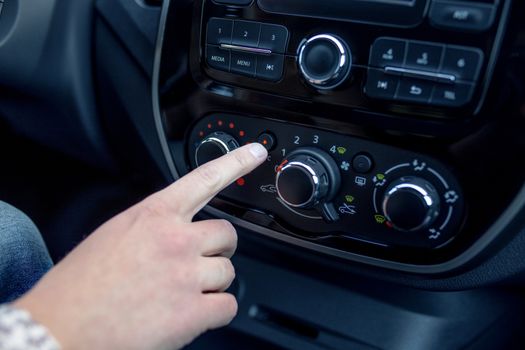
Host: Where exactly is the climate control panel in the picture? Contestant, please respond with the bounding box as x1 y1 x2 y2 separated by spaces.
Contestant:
187 114 466 252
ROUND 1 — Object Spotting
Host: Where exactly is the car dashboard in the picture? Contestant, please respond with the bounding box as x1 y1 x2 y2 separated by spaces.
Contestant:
1 0 525 349
155 0 525 274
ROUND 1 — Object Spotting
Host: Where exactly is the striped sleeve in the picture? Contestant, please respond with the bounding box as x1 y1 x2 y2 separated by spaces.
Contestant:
0 305 60 350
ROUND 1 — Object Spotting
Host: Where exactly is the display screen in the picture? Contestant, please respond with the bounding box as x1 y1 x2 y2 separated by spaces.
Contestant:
257 0 425 27
362 0 416 5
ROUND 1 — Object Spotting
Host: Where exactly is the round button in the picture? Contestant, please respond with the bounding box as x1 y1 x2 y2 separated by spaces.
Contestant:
297 34 352 89
257 132 276 151
195 132 239 167
382 177 440 232
352 154 373 174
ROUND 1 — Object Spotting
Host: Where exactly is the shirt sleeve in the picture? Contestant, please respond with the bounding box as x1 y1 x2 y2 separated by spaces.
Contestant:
0 305 60 350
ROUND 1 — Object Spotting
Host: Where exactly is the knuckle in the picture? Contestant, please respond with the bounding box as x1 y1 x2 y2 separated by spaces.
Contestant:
206 220 237 247
219 220 237 238
165 228 194 253
220 258 235 281
195 163 222 190
222 294 239 320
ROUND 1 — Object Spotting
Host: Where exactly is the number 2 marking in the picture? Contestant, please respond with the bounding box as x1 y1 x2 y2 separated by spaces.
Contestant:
294 136 300 145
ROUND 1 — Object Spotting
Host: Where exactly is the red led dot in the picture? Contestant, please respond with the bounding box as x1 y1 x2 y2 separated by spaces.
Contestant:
236 178 246 186
262 139 268 145
198 131 204 137
239 130 245 137
229 122 235 129
218 120 223 126
386 221 394 229
207 123 212 129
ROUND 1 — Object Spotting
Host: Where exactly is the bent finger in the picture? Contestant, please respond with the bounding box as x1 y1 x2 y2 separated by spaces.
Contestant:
198 257 236 293
200 293 238 330
191 220 238 258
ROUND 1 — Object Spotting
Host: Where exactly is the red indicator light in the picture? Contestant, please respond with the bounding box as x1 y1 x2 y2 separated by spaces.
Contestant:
218 120 223 126
236 178 246 186
239 130 245 137
262 139 268 145
198 131 204 137
229 122 235 129
207 123 212 129
385 221 394 229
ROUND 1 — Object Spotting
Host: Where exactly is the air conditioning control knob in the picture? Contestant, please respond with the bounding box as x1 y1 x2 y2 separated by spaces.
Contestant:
381 177 441 232
297 34 352 89
195 132 239 167
276 148 341 209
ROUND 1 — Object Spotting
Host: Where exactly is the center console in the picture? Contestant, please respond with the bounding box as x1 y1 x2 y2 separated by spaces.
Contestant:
154 0 525 273
200 0 504 118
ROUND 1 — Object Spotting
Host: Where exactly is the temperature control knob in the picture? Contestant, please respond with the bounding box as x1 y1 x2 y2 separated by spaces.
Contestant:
276 148 341 209
297 34 352 89
381 177 440 232
195 132 239 167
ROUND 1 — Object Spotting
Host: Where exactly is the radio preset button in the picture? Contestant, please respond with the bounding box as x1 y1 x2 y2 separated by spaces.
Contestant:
231 51 257 76
259 24 289 53
431 82 474 107
429 0 496 32
256 54 284 81
232 20 261 47
207 18 233 45
396 78 433 104
365 68 399 100
441 46 483 82
369 38 406 68
405 42 443 71
206 45 231 72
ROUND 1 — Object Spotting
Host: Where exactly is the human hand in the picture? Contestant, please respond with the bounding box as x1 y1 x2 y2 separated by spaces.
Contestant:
14 143 268 350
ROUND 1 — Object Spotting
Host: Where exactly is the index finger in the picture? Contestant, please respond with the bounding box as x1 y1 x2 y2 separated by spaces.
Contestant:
159 143 268 221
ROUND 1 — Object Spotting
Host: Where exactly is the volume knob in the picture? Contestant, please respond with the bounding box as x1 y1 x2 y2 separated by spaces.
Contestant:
195 132 239 167
297 34 352 89
382 177 441 232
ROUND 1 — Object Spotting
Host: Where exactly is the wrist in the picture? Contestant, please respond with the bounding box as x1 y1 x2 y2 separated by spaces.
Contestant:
13 293 70 350
0 303 61 350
